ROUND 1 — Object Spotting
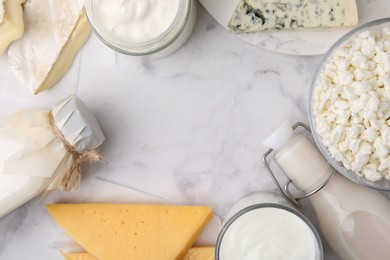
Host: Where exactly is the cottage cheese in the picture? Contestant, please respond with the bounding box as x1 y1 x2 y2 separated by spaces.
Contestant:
313 26 390 182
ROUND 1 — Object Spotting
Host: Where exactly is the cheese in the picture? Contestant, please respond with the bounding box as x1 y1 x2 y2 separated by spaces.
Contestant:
183 247 215 260
0 0 4 23
0 0 25 54
8 0 91 94
63 247 215 260
63 252 96 260
47 204 214 260
228 0 358 33
313 27 390 181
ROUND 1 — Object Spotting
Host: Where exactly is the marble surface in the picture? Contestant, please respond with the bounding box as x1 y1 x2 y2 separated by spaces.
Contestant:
0 4 388 260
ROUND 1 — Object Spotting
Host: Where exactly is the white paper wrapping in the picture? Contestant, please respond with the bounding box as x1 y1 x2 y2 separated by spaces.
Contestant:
0 96 104 217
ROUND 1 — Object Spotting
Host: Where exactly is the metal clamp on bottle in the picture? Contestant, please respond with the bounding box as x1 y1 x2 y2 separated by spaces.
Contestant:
262 122 336 207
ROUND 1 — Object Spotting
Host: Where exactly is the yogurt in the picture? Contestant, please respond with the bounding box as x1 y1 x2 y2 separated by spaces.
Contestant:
94 0 180 43
217 205 319 260
86 0 196 57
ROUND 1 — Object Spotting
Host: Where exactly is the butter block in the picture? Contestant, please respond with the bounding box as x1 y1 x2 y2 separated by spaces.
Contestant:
8 0 91 94
0 0 25 54
47 204 214 260
229 0 358 33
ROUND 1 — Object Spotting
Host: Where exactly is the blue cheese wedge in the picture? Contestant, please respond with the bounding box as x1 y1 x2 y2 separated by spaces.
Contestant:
228 0 358 33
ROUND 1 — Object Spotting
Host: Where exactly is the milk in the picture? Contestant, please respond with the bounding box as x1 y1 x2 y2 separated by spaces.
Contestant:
267 123 390 259
0 96 105 218
0 139 49 217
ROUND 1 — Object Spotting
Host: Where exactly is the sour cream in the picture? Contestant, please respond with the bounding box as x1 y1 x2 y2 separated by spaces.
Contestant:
86 0 196 57
94 0 180 43
217 206 320 260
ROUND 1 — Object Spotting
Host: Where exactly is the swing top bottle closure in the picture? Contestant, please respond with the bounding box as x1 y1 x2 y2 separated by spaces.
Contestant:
263 121 390 259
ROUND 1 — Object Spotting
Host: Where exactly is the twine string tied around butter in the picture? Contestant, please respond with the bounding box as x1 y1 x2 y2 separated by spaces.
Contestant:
48 111 102 192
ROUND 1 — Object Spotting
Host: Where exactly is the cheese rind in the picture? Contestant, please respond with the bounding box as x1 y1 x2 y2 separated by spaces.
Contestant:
0 0 4 23
229 0 358 33
47 204 214 260
0 0 25 54
8 0 90 94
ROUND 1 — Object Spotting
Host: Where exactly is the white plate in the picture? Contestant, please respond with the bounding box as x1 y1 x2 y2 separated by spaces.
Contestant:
199 0 390 56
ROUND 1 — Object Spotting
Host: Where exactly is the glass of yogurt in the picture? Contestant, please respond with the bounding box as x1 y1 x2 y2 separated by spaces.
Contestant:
215 192 323 260
85 0 197 58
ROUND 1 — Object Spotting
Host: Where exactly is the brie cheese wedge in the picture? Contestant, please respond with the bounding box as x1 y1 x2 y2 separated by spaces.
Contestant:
0 0 4 23
8 0 91 94
0 0 25 54
229 0 358 33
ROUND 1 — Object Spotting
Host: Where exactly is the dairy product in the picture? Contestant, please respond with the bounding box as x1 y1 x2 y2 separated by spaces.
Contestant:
94 0 179 43
63 252 96 260
219 207 318 260
8 0 91 94
0 0 4 23
63 247 215 260
313 26 390 181
265 122 390 259
47 204 213 260
0 140 27 201
229 0 358 33
86 0 196 57
0 0 25 54
0 139 49 217
183 247 215 260
0 97 104 218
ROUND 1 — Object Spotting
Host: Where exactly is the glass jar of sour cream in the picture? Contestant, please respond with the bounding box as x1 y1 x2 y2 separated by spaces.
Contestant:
85 0 197 58
216 193 323 260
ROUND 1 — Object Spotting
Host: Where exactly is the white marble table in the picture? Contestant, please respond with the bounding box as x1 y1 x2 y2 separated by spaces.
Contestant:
1 4 387 260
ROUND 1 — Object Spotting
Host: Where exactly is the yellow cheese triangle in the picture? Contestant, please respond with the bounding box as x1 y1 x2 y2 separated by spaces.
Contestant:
183 247 215 260
62 252 96 260
0 0 25 54
63 247 215 260
47 204 214 260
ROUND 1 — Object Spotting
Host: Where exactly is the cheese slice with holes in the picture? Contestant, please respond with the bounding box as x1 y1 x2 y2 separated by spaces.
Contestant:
8 0 91 94
63 247 215 260
229 0 358 33
0 0 25 54
47 204 214 260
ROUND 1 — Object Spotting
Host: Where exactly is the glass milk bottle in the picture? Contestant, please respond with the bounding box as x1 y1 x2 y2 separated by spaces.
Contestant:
0 96 104 218
263 122 390 259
